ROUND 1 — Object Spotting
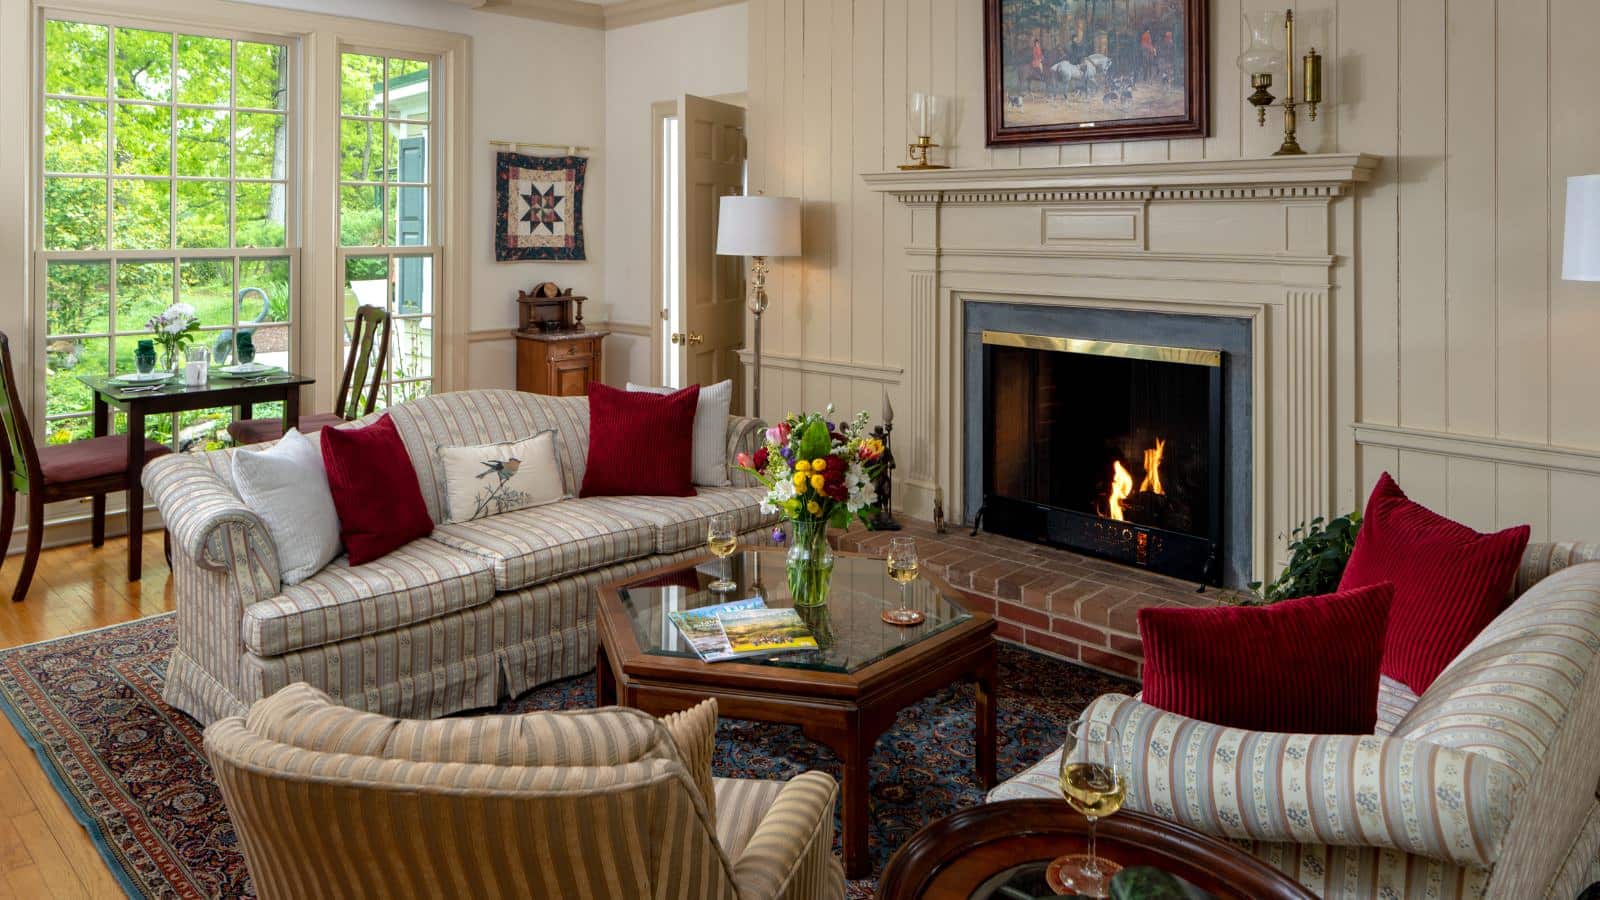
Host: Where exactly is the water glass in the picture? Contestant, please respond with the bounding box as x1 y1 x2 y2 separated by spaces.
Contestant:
183 346 210 387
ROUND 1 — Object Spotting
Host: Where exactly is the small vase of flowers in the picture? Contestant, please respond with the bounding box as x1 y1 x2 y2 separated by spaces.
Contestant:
737 406 888 607
146 303 200 373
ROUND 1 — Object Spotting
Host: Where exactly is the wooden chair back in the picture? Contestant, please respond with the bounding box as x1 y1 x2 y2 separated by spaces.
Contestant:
336 306 392 420
0 332 43 496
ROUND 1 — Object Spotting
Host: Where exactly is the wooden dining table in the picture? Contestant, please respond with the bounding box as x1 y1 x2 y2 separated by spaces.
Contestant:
77 369 314 582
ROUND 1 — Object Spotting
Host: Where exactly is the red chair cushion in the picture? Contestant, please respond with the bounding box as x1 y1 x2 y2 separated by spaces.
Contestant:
38 436 170 484
1139 582 1395 733
229 413 350 445
320 413 433 566
579 382 699 498
1338 472 1530 694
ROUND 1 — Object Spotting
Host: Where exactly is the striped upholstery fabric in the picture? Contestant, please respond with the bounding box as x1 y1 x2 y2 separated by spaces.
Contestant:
429 498 657 591
586 486 778 552
727 416 767 489
664 697 721 828
1244 841 1491 899
716 777 787 857
1373 674 1421 737
1513 541 1600 597
204 684 843 900
242 538 496 656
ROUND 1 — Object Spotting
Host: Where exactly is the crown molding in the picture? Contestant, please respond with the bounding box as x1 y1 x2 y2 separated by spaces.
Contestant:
464 0 742 30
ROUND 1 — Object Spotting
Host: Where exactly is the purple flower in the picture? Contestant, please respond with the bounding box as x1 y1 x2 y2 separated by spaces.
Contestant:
770 526 787 544
779 446 795 462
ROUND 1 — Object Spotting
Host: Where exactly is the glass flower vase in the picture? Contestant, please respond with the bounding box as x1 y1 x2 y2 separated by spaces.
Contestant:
786 520 835 607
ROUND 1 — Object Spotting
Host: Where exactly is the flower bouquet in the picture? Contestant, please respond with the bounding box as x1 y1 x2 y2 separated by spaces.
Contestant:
145 303 201 372
736 406 888 606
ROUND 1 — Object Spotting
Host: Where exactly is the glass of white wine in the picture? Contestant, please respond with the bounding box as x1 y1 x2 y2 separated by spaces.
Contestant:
882 537 926 626
1048 715 1126 898
706 514 738 592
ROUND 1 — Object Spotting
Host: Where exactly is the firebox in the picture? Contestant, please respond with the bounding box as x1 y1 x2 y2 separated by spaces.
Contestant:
975 330 1224 584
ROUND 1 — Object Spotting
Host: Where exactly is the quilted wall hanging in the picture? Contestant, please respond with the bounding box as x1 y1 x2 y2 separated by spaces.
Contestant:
496 152 587 261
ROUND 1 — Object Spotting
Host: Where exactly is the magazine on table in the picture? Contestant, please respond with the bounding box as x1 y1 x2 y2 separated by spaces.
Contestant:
667 599 817 662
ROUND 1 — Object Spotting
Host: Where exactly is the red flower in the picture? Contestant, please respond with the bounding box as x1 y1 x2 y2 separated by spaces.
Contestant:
753 447 769 470
822 463 848 501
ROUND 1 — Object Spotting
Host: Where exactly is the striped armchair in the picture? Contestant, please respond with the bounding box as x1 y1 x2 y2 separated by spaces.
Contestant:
205 685 844 900
989 543 1600 899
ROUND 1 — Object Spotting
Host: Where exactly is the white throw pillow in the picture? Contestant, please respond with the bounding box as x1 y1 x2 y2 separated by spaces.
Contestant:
231 429 342 584
438 430 565 524
627 379 733 486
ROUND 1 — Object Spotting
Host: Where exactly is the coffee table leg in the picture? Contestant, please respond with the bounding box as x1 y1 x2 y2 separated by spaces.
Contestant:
806 722 872 880
595 642 617 707
976 653 998 788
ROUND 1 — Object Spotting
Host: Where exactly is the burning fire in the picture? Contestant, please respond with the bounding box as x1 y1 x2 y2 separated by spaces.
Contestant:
1107 438 1167 522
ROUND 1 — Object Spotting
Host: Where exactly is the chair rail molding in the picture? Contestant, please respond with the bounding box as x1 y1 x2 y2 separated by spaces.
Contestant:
864 152 1380 580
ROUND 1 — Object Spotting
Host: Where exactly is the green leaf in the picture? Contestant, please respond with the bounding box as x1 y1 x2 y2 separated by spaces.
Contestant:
797 419 832 462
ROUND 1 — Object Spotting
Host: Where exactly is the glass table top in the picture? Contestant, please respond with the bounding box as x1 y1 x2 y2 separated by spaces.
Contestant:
616 549 974 674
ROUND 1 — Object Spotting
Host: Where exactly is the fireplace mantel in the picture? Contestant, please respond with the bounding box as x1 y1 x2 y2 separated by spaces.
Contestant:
859 152 1381 583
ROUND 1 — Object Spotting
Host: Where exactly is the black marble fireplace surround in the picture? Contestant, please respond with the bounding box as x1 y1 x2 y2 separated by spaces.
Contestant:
963 301 1253 589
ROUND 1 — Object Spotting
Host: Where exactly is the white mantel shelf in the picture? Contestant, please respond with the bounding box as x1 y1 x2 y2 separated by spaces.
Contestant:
861 152 1380 200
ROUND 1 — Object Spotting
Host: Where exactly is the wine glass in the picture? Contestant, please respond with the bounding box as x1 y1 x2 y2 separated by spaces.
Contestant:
882 537 925 626
706 514 738 592
1048 715 1126 897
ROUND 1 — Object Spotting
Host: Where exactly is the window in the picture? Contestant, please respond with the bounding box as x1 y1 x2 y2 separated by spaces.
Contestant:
339 51 436 408
39 18 295 448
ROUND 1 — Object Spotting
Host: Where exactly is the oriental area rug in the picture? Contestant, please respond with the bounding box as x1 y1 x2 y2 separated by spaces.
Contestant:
0 613 1133 898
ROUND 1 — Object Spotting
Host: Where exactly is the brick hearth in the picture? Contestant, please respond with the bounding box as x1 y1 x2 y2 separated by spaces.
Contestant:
832 520 1224 681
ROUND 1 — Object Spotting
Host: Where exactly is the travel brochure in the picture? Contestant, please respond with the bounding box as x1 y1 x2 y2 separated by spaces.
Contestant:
667 598 818 662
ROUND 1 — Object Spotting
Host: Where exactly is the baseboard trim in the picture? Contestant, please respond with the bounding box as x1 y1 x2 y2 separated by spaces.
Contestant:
1353 422 1600 477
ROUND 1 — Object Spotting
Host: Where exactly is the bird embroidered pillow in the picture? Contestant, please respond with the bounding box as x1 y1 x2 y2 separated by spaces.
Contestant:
437 430 566 524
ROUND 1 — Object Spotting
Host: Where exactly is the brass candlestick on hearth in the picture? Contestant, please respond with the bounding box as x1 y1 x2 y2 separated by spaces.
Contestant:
1239 9 1322 156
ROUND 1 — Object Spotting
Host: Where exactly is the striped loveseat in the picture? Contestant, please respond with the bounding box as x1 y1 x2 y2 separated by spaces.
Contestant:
147 389 776 726
988 544 1600 899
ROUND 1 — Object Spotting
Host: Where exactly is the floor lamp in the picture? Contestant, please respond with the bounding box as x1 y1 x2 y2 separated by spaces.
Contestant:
1564 174 1600 283
716 195 801 420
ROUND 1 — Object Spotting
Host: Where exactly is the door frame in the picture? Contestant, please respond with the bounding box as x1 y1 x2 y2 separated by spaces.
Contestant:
648 98 677 387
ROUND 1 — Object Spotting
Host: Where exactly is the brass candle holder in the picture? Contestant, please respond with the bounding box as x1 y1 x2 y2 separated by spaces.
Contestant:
1242 9 1322 156
899 135 949 171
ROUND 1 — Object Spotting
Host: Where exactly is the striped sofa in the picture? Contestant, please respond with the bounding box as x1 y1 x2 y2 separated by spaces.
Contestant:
206 685 844 899
147 389 776 726
987 543 1600 899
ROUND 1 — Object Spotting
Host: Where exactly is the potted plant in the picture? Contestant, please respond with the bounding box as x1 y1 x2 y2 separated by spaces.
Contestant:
736 407 888 606
1239 511 1363 605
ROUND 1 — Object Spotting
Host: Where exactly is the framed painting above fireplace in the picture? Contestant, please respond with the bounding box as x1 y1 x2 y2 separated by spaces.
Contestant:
984 0 1210 146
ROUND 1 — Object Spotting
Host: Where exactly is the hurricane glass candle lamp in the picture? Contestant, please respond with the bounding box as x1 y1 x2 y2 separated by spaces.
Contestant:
900 92 950 170
1237 9 1322 155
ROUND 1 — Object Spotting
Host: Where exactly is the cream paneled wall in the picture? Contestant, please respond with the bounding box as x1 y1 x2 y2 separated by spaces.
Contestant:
745 0 1600 543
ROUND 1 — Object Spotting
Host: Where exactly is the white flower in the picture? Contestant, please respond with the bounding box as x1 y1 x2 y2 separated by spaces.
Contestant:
761 475 797 515
844 460 877 513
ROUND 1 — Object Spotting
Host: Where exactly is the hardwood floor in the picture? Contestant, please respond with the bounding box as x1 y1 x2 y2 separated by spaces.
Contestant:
0 532 173 899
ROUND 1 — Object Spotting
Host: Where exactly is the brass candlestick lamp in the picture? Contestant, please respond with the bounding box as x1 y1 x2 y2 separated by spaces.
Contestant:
1238 9 1322 156
899 92 950 170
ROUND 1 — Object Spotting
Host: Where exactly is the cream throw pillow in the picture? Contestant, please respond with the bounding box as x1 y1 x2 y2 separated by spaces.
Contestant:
438 430 565 524
231 429 342 584
627 379 733 486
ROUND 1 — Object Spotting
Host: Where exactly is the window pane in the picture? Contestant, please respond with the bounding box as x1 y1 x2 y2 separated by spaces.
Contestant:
343 256 389 316
249 324 290 370
45 99 107 174
393 254 432 316
235 182 286 247
114 28 172 102
388 186 429 249
176 35 232 106
387 123 427 183
176 180 228 248
239 257 291 324
236 42 287 110
115 260 175 333
115 103 171 175
46 261 111 337
43 177 107 250
386 58 430 121
113 179 171 249
235 111 285 179
340 54 384 117
392 379 431 405
45 417 92 447
180 260 234 332
177 406 233 451
45 21 110 98
340 185 383 246
44 336 107 418
340 118 381 182
389 317 432 380
174 107 229 177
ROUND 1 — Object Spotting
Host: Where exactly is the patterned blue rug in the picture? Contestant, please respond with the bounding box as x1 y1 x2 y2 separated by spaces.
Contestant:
0 612 1134 898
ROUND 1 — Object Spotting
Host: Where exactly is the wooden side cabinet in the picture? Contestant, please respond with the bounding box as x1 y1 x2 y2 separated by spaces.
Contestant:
515 329 608 396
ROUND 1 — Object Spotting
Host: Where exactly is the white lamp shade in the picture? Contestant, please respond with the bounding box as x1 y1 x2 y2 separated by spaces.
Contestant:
716 195 801 257
1563 174 1600 281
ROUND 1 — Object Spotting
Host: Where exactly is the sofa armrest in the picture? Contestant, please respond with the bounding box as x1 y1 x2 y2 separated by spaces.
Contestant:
1513 542 1600 598
731 770 842 900
144 452 281 584
726 415 768 488
1084 693 1522 868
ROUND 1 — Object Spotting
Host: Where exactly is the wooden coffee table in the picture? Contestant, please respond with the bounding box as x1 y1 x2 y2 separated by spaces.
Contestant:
876 799 1317 899
596 547 998 879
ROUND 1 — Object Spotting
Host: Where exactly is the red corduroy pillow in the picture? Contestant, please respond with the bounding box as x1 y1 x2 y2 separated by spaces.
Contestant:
1339 472 1530 694
580 383 699 498
320 414 434 565
1139 582 1395 734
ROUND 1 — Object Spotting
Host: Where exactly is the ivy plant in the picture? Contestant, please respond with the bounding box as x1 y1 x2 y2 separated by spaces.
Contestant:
1243 511 1363 605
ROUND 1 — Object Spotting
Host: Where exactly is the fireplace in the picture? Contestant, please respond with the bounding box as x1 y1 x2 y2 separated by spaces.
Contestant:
971 322 1236 585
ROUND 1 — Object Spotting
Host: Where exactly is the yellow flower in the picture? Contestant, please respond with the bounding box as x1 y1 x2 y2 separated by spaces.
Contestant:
810 474 825 491
794 459 812 473
812 457 827 472
806 500 822 515
792 472 808 490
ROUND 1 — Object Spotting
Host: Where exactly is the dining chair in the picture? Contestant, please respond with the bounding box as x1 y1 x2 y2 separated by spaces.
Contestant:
0 331 170 602
226 305 391 445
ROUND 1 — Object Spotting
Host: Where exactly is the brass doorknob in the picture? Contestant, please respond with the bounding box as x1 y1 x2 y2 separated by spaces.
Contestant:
670 332 705 345
686 332 704 345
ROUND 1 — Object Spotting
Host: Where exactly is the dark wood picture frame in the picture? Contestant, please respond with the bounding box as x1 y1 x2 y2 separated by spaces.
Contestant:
984 0 1209 147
